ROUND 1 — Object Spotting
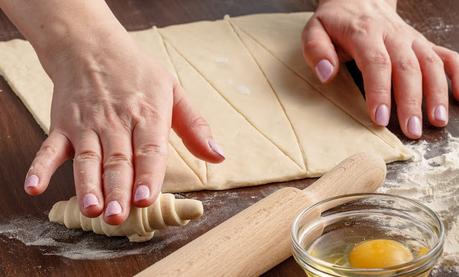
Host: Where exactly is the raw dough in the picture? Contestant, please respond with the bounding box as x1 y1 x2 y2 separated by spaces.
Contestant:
0 12 412 192
48 193 203 242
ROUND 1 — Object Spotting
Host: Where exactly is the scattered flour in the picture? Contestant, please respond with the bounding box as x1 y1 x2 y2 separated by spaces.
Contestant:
1 134 458 272
236 84 251 95
214 56 229 64
381 133 459 274
0 214 197 260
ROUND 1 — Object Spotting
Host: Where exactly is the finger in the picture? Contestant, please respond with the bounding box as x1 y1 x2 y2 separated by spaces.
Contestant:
433 45 459 100
302 17 340 83
351 36 392 126
413 40 448 127
101 129 134 225
72 130 104 218
25 131 72 195
172 83 225 163
386 39 423 139
132 118 169 207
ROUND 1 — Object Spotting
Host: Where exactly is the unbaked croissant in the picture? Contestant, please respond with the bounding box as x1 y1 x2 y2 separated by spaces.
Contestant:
48 193 204 242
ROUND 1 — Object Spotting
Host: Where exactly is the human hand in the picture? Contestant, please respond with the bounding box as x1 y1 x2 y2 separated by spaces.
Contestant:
302 0 459 139
23 30 224 225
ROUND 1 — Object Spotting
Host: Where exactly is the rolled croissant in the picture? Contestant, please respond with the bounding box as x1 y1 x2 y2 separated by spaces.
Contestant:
48 193 204 242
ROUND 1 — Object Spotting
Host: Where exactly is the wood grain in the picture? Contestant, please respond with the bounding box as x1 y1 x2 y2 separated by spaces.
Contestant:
0 1 458 276
139 154 385 276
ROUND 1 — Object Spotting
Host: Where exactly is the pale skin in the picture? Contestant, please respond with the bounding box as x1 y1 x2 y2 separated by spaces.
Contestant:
0 0 457 225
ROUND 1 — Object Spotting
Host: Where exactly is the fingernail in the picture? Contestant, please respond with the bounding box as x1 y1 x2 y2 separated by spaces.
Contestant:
375 104 389 126
315 59 334 83
134 185 150 202
24 175 39 189
105 201 122 217
83 193 99 209
407 116 422 137
208 139 225 158
434 105 447 123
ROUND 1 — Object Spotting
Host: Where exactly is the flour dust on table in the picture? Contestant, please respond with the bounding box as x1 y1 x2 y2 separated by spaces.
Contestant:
0 214 201 260
0 190 261 260
381 132 459 274
1 135 458 263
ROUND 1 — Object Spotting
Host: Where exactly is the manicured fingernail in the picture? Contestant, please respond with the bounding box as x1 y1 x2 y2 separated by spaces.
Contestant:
375 104 389 126
83 193 99 209
105 201 122 217
24 175 39 189
315 59 334 83
434 105 447 123
407 116 422 137
134 185 150 202
209 139 225 158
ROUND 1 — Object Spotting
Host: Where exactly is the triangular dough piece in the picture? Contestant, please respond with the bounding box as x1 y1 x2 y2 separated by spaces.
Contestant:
230 13 411 157
235 28 410 174
130 29 207 184
0 39 52 133
159 20 305 169
165 42 305 189
163 144 204 192
0 12 412 193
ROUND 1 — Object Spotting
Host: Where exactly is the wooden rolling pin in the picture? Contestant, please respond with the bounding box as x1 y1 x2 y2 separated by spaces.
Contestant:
137 153 386 276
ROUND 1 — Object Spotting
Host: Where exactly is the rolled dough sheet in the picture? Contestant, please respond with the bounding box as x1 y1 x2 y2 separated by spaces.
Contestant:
0 12 411 192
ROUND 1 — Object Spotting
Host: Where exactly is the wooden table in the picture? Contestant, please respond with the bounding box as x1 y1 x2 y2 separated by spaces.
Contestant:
0 1 458 276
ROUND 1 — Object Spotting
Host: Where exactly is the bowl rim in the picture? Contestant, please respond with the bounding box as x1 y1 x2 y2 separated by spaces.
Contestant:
291 192 445 273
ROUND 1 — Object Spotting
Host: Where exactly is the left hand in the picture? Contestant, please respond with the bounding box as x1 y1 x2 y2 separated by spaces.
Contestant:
302 0 459 139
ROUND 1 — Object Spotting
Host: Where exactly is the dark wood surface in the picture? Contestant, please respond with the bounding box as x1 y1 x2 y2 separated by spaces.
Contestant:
0 1 458 276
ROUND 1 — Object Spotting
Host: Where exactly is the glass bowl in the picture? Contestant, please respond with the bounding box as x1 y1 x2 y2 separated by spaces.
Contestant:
291 193 445 276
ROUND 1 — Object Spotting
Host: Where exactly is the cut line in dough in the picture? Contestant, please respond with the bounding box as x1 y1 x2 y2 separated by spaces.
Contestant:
0 12 412 192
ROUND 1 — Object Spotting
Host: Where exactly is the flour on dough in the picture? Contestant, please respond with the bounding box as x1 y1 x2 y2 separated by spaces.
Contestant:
0 12 412 192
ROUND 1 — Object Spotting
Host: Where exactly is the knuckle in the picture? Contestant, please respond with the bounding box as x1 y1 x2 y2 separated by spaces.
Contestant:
401 96 421 108
140 106 163 122
360 50 391 72
346 15 373 37
173 93 187 110
135 143 168 157
104 153 133 168
395 57 419 73
38 144 58 157
422 53 443 67
368 86 390 96
75 150 101 163
121 102 138 118
188 116 209 130
102 113 121 130
30 159 48 171
368 51 391 67
118 115 134 132
303 39 323 52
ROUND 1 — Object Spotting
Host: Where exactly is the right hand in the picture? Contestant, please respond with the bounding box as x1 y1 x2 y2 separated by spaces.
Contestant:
302 0 459 139
24 29 225 225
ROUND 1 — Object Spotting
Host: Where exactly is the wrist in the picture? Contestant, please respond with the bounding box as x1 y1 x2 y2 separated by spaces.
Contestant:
0 0 131 73
33 6 129 61
37 21 128 63
40 25 137 80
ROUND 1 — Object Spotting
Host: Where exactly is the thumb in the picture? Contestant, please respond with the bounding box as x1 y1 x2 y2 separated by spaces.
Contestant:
302 17 340 83
171 83 225 163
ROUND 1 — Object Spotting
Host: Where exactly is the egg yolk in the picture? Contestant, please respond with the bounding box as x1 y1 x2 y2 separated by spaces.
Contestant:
349 239 414 269
418 246 429 256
